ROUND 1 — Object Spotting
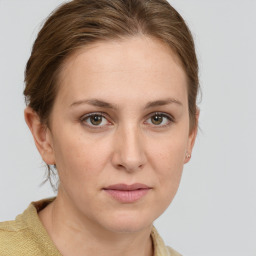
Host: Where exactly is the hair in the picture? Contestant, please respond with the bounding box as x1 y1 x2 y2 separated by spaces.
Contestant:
24 0 199 188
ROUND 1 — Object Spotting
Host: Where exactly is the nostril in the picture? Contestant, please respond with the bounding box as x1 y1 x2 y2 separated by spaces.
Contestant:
111 134 147 172
116 164 126 170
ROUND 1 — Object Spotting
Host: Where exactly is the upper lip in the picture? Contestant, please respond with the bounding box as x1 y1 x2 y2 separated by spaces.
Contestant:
104 183 151 191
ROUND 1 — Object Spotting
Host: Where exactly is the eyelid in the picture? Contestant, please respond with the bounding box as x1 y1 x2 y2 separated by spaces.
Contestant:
144 112 175 127
79 111 175 129
80 111 102 121
80 112 113 128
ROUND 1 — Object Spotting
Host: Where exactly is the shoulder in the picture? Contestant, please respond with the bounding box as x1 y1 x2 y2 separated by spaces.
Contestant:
0 198 60 256
0 218 33 255
0 217 25 232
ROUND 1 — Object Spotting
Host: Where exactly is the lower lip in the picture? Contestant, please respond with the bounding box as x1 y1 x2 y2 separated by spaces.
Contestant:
104 189 150 203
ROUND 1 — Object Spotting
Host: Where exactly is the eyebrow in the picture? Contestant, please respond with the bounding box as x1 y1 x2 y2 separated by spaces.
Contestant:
70 99 117 109
145 98 182 109
70 98 182 109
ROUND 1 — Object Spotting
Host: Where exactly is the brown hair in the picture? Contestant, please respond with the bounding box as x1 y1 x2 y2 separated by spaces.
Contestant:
24 0 199 187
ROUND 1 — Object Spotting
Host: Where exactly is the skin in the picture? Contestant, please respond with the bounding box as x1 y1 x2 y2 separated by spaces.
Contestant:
25 36 198 256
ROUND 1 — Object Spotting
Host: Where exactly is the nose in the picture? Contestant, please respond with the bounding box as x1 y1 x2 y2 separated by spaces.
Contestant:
111 125 147 172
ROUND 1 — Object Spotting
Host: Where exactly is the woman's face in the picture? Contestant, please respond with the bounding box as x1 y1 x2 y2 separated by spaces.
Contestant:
42 36 196 233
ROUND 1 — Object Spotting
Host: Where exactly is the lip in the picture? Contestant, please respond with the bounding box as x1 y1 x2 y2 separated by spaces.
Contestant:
103 183 151 203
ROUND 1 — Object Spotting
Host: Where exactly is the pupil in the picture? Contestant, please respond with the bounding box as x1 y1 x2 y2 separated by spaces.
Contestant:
152 115 163 125
90 115 102 125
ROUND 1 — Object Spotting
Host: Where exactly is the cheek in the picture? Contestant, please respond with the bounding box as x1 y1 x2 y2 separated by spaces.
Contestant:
148 129 188 200
154 145 184 193
150 131 187 174
52 130 111 185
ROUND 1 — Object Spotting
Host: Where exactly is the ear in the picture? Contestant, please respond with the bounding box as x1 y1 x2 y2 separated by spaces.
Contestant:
24 107 55 165
184 109 200 164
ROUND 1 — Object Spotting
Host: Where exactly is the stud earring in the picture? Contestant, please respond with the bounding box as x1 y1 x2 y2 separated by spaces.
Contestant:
186 153 191 159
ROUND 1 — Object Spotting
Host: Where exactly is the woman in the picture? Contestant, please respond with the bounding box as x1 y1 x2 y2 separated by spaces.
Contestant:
0 0 199 255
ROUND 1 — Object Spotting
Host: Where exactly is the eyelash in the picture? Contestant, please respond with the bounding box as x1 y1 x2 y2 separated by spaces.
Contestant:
80 112 174 129
144 112 174 128
80 112 112 129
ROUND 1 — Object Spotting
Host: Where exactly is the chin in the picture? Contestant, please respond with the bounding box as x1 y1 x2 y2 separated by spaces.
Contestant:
106 220 152 234
101 209 156 234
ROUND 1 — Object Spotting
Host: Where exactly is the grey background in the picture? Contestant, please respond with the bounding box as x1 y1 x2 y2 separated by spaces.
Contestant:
0 1 255 255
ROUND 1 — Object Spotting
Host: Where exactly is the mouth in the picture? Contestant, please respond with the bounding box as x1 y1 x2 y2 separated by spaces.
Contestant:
103 183 152 203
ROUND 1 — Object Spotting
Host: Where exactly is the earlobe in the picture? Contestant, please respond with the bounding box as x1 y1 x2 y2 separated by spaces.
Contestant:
184 152 192 164
24 107 55 165
184 109 200 164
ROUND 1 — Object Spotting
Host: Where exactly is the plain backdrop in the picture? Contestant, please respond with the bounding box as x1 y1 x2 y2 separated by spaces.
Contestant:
0 1 255 255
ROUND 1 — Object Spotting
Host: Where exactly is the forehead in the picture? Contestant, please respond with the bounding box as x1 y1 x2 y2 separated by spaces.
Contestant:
56 36 188 105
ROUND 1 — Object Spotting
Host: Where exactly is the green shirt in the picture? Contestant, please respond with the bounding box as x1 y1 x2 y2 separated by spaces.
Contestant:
0 198 181 256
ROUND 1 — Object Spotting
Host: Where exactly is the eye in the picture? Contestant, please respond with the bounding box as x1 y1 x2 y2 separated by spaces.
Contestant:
145 112 173 127
80 113 111 128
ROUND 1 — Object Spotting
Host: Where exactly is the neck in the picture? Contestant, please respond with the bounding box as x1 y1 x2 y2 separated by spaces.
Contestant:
39 194 154 256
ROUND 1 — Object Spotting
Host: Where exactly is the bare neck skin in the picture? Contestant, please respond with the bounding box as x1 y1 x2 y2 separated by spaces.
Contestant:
39 194 154 256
